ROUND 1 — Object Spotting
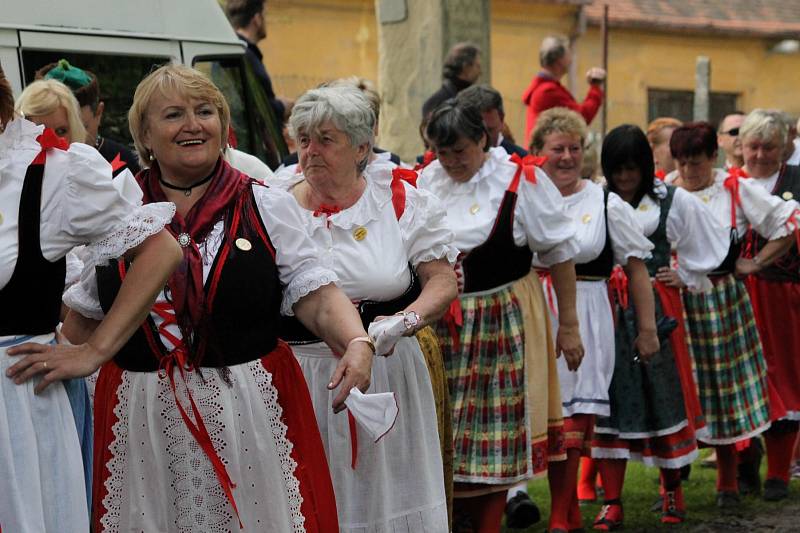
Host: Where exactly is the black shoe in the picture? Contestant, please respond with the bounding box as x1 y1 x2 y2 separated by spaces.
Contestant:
505 491 541 529
763 478 789 501
716 490 740 510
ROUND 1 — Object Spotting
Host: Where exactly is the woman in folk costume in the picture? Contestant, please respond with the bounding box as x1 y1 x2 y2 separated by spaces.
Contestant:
663 122 798 508
418 99 584 533
739 109 800 501
591 125 728 528
62 64 377 532
0 63 181 532
272 84 456 533
530 108 658 533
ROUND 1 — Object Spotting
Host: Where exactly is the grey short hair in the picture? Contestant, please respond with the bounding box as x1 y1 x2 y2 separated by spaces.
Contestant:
540 35 570 68
456 84 504 116
288 85 375 173
740 108 789 149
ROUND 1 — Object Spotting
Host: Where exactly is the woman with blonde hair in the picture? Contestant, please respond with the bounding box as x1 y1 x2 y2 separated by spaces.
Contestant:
62 63 374 532
16 79 87 144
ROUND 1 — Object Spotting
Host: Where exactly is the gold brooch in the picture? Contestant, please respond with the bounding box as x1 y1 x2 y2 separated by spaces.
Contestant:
701 196 710 203
638 204 649 212
582 214 592 224
782 191 794 201
469 203 480 215
235 238 252 251
353 227 368 241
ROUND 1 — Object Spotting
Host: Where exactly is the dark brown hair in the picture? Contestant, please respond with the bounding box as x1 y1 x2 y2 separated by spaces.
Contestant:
0 62 13 126
225 0 264 29
669 122 718 159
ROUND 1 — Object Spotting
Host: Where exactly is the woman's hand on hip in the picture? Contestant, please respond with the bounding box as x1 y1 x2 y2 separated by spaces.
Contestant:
6 341 105 394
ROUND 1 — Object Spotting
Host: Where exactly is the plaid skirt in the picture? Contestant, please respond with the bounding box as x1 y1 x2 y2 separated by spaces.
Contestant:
436 282 530 487
682 274 771 444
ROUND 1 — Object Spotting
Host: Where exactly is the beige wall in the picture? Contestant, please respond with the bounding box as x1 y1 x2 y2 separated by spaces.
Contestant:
260 0 800 155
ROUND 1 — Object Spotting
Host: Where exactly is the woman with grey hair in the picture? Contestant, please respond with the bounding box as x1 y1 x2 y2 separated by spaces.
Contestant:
274 84 457 532
739 109 800 500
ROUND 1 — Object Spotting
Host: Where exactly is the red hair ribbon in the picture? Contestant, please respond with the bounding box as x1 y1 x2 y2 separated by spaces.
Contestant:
609 265 629 310
510 153 547 184
724 167 748 230
153 302 244 529
32 128 68 165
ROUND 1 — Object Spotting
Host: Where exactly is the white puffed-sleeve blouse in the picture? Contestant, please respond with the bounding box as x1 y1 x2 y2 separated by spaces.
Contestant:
417 146 579 267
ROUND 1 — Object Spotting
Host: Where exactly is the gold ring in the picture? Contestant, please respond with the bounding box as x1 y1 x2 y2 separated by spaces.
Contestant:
42 361 48 369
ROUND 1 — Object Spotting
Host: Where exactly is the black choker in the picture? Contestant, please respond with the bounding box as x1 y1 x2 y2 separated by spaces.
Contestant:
159 171 215 196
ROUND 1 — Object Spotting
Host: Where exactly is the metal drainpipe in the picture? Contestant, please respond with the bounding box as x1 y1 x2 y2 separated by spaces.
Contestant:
568 4 587 94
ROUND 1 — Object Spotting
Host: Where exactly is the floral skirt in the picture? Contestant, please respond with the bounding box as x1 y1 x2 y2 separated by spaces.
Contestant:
682 274 771 444
92 341 338 532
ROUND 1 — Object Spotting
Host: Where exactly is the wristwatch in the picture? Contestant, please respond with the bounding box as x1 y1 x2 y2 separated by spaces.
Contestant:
402 311 421 332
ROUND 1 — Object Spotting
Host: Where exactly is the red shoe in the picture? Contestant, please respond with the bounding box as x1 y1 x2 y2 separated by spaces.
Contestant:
661 488 686 524
592 501 623 531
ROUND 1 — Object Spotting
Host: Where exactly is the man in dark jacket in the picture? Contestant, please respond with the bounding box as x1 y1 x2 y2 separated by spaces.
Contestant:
457 84 527 157
422 42 481 119
522 35 605 146
225 0 292 123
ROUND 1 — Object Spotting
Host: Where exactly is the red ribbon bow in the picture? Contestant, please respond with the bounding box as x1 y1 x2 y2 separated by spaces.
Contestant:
724 167 748 230
32 128 69 165
392 167 418 188
609 265 629 310
510 153 546 184
313 203 341 217
655 169 666 181
390 168 419 219
109 153 127 173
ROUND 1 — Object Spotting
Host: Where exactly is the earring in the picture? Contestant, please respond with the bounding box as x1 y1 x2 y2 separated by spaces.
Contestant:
148 151 155 162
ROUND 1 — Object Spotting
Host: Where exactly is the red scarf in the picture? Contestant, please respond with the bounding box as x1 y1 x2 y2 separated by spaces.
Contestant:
138 157 252 362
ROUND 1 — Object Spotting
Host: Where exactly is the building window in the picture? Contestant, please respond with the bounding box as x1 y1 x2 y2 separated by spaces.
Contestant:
648 89 739 127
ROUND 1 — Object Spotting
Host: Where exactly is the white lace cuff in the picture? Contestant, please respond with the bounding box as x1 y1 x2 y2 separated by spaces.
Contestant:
81 202 175 272
281 266 340 316
63 278 105 320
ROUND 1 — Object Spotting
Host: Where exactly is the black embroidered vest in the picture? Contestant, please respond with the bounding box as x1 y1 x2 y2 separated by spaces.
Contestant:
96 187 281 371
574 189 614 279
744 165 800 283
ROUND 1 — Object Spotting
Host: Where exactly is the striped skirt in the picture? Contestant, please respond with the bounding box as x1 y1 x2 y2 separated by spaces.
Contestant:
682 274 771 444
436 274 540 490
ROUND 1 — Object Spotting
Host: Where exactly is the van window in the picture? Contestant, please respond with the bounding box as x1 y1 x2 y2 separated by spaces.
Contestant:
194 55 287 169
21 50 168 147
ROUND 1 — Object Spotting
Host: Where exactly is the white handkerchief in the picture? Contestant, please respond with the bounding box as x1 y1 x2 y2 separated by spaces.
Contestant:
367 315 407 356
344 387 399 442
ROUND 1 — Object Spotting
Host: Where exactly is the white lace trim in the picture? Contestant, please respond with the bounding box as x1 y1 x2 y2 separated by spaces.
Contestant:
249 361 305 532
82 201 176 272
411 246 460 266
100 371 132 532
281 266 339 316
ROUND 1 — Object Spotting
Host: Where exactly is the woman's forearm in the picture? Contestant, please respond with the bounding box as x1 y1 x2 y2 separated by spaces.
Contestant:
294 283 368 353
550 260 579 327
624 257 657 334
404 259 458 327
756 234 794 267
87 230 182 361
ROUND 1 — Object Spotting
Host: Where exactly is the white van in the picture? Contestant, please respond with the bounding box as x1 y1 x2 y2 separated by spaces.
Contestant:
0 0 287 168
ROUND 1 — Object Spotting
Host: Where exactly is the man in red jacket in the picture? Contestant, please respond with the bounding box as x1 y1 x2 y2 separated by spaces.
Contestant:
523 35 606 146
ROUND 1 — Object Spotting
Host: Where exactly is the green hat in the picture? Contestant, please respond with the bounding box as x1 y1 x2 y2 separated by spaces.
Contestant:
43 59 92 90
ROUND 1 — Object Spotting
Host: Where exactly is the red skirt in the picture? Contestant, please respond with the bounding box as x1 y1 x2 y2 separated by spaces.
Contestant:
745 276 800 421
92 341 338 532
656 282 707 435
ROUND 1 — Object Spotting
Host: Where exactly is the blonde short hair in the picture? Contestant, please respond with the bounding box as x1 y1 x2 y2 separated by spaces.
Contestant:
530 107 587 153
646 117 682 145
128 64 230 167
16 79 86 144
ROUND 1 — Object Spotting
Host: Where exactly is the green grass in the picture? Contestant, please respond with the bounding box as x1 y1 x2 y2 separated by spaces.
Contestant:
503 450 800 532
